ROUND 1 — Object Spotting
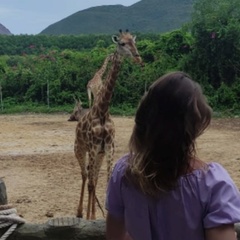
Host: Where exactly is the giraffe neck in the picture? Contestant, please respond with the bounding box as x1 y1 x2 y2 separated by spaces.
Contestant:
96 54 112 78
92 52 121 118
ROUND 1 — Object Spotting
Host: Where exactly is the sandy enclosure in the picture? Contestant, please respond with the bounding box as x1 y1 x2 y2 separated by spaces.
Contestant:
0 114 240 223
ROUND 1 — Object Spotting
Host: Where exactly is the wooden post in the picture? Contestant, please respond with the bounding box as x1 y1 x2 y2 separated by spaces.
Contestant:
0 85 3 111
0 178 7 205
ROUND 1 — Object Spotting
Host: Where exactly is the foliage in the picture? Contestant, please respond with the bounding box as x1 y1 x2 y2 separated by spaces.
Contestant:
1 101 73 114
1 4 240 116
0 34 112 55
183 0 240 88
110 104 137 116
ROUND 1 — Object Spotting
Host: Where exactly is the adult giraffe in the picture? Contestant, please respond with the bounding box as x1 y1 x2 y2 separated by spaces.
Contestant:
74 29 143 219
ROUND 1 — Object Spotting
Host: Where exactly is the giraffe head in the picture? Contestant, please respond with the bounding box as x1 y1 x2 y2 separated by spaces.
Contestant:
68 99 89 121
112 29 144 66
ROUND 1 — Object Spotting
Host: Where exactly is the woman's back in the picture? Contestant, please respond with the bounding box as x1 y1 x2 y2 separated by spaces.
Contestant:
106 72 240 240
106 155 240 240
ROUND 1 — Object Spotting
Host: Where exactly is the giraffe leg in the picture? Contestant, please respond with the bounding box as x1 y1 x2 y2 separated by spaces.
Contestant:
91 152 105 219
86 152 95 220
90 183 96 220
77 172 87 218
87 180 94 220
74 140 87 218
105 142 114 182
87 151 104 220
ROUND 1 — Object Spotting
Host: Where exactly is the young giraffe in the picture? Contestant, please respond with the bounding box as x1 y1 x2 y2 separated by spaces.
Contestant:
68 99 89 122
74 29 143 220
87 53 114 108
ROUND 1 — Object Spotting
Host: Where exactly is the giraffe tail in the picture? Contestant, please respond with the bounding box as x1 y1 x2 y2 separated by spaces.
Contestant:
95 195 105 218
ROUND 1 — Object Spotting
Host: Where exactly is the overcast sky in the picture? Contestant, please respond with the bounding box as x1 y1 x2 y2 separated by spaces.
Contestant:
0 0 140 35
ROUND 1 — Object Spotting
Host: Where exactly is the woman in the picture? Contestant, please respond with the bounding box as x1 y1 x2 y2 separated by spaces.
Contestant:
106 71 240 240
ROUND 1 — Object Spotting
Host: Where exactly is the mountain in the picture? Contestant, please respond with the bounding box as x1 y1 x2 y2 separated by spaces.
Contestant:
40 0 194 35
0 23 11 35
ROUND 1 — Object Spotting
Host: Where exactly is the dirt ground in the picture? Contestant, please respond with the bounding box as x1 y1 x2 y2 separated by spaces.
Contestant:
0 114 240 223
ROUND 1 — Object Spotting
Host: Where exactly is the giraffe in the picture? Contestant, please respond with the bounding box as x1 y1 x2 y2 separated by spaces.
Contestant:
87 53 114 108
74 29 143 220
68 99 89 121
69 54 113 120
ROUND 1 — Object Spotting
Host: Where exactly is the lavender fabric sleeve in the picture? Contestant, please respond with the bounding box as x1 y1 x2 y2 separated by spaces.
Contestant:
202 163 240 228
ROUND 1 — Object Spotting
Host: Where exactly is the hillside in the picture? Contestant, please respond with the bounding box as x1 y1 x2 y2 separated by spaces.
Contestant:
40 0 194 35
0 23 11 35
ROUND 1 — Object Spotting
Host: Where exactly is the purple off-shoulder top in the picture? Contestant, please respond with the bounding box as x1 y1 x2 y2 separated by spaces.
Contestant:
106 154 240 240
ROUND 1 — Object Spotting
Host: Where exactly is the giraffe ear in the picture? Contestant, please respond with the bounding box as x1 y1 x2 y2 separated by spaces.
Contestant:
112 35 119 44
73 96 77 104
133 35 137 42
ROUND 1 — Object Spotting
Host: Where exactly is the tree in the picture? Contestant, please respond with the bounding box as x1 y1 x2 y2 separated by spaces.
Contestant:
188 0 240 88
0 64 5 111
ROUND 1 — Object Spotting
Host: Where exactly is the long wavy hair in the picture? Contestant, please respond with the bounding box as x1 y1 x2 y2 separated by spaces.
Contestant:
126 71 212 197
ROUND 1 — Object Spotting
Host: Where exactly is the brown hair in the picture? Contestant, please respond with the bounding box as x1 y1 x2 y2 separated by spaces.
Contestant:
126 71 212 196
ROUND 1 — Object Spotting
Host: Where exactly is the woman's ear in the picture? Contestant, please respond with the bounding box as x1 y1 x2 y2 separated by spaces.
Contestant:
112 35 119 44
